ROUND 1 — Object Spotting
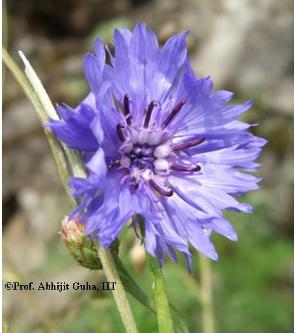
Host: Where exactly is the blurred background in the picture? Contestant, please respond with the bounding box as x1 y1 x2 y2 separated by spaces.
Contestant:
3 0 293 332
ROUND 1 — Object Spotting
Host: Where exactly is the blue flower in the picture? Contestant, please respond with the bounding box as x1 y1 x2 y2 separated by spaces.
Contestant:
49 23 266 269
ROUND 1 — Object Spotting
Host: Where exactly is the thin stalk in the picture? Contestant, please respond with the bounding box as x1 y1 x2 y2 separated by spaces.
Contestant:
116 256 190 333
115 256 155 314
18 50 58 120
17 50 87 181
97 245 139 333
3 49 138 333
148 254 174 333
2 48 73 201
199 255 215 333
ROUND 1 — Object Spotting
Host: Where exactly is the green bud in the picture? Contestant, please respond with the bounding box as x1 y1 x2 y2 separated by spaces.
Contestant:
60 217 119 270
60 217 102 270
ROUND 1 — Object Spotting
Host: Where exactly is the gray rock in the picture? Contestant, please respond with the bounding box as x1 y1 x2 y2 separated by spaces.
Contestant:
3 100 40 144
191 0 293 95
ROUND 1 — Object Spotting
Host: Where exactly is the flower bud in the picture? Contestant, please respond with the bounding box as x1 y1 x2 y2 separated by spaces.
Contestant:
60 217 102 270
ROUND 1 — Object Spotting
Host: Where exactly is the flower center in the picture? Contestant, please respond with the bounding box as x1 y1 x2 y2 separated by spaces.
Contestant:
110 94 205 197
128 144 155 169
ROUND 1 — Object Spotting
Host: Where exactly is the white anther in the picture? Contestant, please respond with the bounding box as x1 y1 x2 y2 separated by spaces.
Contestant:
153 144 172 158
123 143 133 153
142 169 152 181
147 131 162 145
120 157 131 168
137 129 150 145
131 130 139 144
130 167 141 182
153 158 169 171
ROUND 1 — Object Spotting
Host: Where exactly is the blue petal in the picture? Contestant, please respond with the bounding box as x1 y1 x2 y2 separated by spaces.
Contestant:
203 218 238 241
85 148 107 178
83 38 105 92
186 222 219 260
47 104 99 151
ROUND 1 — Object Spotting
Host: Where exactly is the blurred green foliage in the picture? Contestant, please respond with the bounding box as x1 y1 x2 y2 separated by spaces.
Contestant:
88 17 132 45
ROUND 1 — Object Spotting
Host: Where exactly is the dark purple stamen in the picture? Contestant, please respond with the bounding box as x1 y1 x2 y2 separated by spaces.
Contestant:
126 115 132 125
123 94 130 116
131 216 144 244
123 95 132 125
162 100 186 128
170 164 201 172
149 179 173 197
131 177 139 188
144 101 157 128
116 123 126 142
172 137 205 152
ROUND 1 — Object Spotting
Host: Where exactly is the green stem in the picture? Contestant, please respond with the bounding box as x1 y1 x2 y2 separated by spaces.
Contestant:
199 255 215 333
115 256 156 315
97 245 139 333
2 48 73 202
148 255 174 333
3 49 138 333
115 257 190 333
17 50 86 182
18 50 59 120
